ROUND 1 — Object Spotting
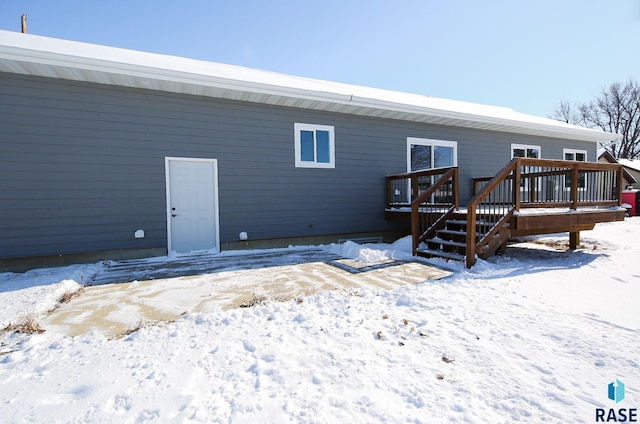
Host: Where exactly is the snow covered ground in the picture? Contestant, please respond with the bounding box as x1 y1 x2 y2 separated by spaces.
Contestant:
0 220 639 423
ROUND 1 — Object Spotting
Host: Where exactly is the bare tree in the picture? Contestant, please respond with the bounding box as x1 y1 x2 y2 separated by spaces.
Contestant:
552 99 578 124
551 80 640 159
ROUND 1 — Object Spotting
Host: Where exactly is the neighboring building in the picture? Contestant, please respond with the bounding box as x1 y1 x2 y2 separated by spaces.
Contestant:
598 152 639 189
0 31 619 270
617 159 640 189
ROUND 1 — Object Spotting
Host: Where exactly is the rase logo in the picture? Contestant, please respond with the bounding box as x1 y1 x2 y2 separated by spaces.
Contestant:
596 380 637 422
610 380 626 403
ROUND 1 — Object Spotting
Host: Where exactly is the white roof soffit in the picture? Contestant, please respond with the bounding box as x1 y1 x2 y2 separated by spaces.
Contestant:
0 30 617 143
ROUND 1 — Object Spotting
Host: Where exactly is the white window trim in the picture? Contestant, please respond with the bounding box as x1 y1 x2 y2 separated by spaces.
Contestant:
406 137 458 172
511 143 541 159
294 123 335 169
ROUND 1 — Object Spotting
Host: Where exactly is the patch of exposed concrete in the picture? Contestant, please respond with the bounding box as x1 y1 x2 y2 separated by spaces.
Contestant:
41 250 452 338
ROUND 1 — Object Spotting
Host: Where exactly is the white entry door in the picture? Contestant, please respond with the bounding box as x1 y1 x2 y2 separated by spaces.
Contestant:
165 157 219 254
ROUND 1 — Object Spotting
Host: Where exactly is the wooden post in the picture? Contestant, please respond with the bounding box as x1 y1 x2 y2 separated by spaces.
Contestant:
570 163 579 209
569 231 580 249
616 165 623 206
513 160 521 211
453 167 459 209
411 201 419 256
21 14 27 34
465 206 476 268
529 167 536 203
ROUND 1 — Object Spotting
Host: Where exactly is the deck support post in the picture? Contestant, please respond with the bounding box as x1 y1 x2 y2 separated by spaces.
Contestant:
569 231 580 249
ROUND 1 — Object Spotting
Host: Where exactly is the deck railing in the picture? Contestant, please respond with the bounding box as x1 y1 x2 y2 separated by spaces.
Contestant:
386 167 457 208
386 167 459 254
466 158 623 267
466 160 519 268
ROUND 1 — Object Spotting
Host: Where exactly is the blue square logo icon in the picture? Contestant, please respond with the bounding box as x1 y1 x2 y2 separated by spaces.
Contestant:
608 380 625 403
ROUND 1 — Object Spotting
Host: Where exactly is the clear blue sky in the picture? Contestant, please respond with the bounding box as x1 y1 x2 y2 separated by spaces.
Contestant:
1 0 638 118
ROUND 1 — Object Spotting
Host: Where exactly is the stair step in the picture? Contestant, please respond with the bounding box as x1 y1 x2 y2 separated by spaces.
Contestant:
416 248 465 262
446 219 468 226
438 229 465 235
447 218 499 226
437 229 483 238
425 238 466 248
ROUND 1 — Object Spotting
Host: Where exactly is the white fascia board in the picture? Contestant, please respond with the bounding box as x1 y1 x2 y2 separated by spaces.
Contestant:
345 95 618 142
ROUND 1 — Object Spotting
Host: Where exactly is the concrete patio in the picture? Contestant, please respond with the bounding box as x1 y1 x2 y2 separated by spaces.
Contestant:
40 248 453 338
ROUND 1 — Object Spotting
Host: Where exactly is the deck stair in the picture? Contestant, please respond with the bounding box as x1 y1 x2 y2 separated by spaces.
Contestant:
416 211 510 262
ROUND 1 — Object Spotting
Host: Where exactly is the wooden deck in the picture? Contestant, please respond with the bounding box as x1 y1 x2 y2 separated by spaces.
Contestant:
386 207 625 233
509 208 625 237
387 206 624 239
385 159 625 267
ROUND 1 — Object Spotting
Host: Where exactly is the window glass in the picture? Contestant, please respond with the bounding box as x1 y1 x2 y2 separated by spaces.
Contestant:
316 130 330 163
434 145 454 168
411 145 432 171
300 130 315 162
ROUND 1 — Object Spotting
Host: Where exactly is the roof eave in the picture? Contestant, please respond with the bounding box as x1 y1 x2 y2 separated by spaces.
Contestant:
0 32 619 143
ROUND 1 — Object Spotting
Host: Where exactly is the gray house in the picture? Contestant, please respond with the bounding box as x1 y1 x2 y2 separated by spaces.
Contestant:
0 31 619 270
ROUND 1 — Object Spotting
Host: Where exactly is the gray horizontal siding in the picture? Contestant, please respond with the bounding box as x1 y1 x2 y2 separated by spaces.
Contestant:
0 72 597 259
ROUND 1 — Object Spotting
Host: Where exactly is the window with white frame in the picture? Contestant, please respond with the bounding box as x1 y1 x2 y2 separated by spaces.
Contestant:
294 123 335 168
563 148 587 162
511 143 541 159
563 148 587 189
407 138 457 172
405 138 457 202
511 144 541 191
